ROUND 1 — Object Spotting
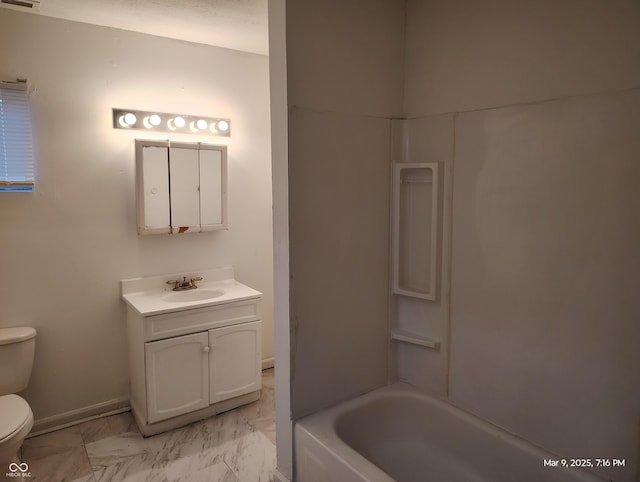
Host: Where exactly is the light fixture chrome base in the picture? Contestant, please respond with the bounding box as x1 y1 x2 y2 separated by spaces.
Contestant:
112 108 230 136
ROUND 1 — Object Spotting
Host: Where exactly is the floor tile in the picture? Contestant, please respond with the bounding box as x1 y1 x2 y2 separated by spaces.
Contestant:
261 368 275 389
161 459 237 482
9 450 21 464
151 420 226 467
25 445 93 482
85 431 163 471
23 369 276 481
92 451 164 482
22 425 84 460
255 418 276 446
223 430 276 482
79 412 139 444
237 371 276 444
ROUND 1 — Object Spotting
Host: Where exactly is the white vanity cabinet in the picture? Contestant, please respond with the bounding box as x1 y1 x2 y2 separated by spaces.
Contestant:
125 292 262 436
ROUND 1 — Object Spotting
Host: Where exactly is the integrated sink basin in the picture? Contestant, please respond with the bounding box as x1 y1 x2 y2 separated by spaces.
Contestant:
121 267 262 316
163 289 224 302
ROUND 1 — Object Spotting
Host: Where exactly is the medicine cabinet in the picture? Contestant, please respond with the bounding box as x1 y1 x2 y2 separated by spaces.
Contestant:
135 140 227 235
391 162 439 300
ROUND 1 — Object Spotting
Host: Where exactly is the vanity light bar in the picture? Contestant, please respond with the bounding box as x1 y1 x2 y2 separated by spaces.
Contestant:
112 109 231 137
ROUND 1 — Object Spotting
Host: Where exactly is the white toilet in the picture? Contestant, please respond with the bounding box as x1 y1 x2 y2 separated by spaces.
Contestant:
0 327 36 466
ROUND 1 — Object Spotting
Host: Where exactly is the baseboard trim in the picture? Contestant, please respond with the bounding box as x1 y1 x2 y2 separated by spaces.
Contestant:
262 357 275 370
28 397 131 438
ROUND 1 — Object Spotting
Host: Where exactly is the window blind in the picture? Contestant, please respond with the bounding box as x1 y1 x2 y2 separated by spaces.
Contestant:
0 81 35 192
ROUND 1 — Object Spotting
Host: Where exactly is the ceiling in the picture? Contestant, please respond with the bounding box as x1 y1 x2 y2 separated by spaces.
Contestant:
7 0 269 55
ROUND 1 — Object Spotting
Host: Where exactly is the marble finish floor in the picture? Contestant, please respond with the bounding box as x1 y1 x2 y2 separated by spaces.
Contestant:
17 369 275 482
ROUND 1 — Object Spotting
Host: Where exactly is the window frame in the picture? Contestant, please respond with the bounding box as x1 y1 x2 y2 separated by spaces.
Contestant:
0 80 35 192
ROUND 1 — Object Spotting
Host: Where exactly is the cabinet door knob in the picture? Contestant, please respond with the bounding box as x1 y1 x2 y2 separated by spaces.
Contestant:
203 345 211 353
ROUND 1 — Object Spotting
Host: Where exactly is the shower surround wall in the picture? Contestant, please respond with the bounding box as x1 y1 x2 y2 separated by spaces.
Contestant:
400 1 640 480
389 115 454 396
288 0 640 481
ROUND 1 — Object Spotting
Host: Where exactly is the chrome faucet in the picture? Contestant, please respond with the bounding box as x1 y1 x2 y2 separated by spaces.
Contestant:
166 276 203 291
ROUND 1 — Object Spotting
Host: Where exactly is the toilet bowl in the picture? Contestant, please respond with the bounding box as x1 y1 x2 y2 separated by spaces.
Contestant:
0 395 34 466
0 327 36 466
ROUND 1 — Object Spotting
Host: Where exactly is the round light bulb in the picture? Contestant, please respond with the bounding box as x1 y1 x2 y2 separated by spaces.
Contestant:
118 115 129 128
124 113 137 126
167 119 177 130
174 116 186 128
196 119 208 130
216 120 229 132
149 114 161 126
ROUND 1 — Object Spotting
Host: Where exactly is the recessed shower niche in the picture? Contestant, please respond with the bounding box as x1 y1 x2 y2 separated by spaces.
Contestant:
391 162 439 301
135 140 227 235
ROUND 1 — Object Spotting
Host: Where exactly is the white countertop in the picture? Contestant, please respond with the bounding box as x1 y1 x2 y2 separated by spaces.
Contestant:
121 268 262 316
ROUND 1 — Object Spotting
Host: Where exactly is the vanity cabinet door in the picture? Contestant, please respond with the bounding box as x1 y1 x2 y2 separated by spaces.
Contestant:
145 332 210 423
209 321 262 404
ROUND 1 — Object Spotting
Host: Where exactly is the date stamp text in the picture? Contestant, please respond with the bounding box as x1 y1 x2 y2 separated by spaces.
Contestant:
543 458 626 468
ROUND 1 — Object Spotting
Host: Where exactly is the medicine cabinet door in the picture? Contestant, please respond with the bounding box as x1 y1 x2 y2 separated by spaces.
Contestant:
199 146 226 231
169 146 201 233
136 140 227 235
138 144 171 234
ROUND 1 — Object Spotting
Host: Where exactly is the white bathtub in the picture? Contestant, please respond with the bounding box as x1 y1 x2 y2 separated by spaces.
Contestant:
294 384 608 482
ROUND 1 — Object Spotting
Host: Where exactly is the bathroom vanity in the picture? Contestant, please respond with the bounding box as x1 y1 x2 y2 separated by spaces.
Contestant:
121 267 262 436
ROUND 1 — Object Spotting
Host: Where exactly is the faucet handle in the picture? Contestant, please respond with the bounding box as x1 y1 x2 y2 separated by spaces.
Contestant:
190 276 203 288
166 280 180 289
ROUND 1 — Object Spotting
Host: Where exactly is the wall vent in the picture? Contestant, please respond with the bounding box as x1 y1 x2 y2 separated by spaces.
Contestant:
0 0 40 10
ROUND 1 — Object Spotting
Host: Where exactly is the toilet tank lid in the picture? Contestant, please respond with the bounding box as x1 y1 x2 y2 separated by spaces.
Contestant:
0 327 36 346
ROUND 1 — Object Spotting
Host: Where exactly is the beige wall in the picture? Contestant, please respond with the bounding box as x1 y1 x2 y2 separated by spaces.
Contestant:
0 10 274 423
404 1 640 480
404 0 640 117
287 0 404 118
286 0 405 418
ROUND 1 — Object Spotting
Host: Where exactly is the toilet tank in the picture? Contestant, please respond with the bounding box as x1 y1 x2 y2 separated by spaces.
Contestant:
0 327 36 395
